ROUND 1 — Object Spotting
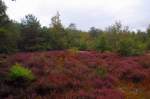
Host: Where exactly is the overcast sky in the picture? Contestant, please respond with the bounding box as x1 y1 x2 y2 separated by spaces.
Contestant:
4 0 150 31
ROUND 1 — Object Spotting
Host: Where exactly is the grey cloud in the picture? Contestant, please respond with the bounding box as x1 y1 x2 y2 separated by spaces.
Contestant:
4 0 150 31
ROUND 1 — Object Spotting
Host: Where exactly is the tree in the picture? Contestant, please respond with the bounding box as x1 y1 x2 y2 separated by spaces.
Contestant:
147 25 150 36
39 26 53 50
0 0 9 27
94 33 112 52
105 21 129 33
0 25 19 53
19 14 42 51
49 12 67 49
106 21 122 33
0 1 19 53
136 30 147 42
117 37 146 56
50 12 63 30
104 22 130 52
89 27 103 38
68 23 77 30
78 32 92 50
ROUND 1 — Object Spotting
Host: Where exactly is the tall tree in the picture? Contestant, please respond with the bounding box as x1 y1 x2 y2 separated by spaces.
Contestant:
89 27 103 38
0 0 9 27
50 12 67 49
19 14 42 51
147 25 150 36
68 23 77 31
51 12 63 30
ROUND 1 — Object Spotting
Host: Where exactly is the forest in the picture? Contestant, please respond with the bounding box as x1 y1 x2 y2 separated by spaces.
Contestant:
0 0 150 99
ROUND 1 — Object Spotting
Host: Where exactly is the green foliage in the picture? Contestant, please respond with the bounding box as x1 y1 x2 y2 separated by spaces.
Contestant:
95 33 112 52
145 37 150 50
0 0 9 27
19 14 43 51
65 29 81 48
0 1 149 56
78 33 92 50
9 63 35 81
147 25 150 37
0 0 20 53
39 27 53 50
49 12 68 49
117 37 146 56
67 47 79 55
0 28 18 53
89 27 103 38
106 21 129 33
95 67 108 78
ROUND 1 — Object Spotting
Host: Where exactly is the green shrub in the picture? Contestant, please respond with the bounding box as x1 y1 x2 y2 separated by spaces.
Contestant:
117 37 146 56
95 67 108 78
9 63 34 81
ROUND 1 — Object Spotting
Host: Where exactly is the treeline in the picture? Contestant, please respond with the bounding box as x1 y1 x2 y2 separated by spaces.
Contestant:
1 0 150 56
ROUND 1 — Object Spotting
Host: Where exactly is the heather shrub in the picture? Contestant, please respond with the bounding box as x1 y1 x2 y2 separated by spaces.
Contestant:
117 37 146 56
9 63 35 81
139 56 150 68
94 89 124 99
120 68 146 83
95 67 108 78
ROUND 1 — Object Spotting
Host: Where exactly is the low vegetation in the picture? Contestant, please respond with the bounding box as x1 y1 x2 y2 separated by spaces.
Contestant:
9 63 35 81
95 67 108 78
0 51 149 98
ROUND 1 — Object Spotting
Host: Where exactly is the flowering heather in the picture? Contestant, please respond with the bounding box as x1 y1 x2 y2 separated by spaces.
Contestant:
0 51 149 99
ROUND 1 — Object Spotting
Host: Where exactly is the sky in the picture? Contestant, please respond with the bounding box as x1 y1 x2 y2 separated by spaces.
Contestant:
4 0 150 31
